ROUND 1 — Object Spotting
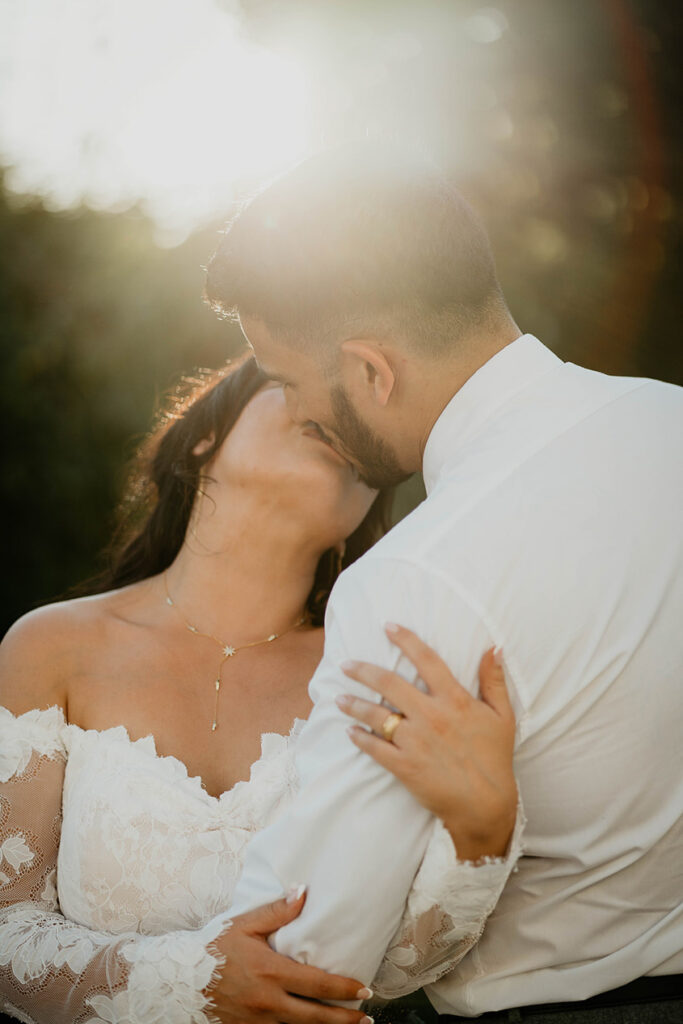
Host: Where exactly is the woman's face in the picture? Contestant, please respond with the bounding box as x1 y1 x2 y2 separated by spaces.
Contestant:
202 383 379 549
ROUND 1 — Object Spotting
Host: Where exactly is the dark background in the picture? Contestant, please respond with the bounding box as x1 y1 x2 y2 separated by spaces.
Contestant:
1 0 681 635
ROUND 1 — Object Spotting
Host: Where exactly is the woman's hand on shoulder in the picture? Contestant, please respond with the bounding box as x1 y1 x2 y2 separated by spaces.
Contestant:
336 625 518 864
0 603 78 715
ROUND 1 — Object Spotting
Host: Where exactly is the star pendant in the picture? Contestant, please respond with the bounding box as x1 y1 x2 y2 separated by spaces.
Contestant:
223 645 236 658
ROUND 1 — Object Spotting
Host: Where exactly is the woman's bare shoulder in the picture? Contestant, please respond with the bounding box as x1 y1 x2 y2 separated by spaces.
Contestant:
0 583 153 715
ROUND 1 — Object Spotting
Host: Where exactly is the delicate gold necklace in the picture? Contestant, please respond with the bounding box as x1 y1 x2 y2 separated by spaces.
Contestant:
163 572 308 732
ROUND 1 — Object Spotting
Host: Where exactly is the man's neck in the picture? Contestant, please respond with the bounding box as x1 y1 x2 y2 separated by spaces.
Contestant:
412 322 522 468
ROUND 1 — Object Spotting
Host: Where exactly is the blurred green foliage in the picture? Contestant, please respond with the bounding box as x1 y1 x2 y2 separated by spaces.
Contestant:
0 193 244 630
1 0 681 633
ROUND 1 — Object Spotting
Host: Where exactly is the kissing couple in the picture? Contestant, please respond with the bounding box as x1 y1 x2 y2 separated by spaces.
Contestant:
1 142 681 1024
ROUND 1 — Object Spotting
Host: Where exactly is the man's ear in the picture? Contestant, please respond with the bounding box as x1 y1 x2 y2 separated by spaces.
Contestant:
340 340 396 407
192 433 215 457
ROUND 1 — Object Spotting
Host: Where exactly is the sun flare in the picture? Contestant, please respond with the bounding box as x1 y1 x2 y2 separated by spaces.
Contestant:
0 0 312 240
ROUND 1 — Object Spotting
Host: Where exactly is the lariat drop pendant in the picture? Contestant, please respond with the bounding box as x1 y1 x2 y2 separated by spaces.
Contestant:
212 678 221 732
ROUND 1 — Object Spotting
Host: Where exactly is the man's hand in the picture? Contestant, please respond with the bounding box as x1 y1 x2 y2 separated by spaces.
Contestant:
206 887 374 1024
336 625 518 863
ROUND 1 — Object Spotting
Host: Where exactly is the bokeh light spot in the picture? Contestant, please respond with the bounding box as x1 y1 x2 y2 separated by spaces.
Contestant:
465 8 509 45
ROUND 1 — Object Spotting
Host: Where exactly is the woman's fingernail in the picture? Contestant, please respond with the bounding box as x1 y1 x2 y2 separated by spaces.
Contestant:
361 1016 375 1023
342 659 359 672
385 622 400 634
286 883 306 903
356 986 374 999
493 646 504 667
335 694 352 709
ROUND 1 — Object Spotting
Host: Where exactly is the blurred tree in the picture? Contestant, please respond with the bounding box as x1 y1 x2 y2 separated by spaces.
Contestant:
0 187 243 632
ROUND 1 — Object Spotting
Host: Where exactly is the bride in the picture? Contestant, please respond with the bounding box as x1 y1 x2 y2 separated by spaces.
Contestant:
0 355 521 1024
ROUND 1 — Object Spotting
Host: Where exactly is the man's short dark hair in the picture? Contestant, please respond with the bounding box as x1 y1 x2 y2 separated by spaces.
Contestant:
205 141 508 357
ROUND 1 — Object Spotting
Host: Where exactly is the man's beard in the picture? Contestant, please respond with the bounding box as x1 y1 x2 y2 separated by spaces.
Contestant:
329 385 411 490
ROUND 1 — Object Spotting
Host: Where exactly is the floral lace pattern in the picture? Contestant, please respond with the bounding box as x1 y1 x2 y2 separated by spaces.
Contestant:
58 718 304 936
0 706 523 1020
372 812 525 998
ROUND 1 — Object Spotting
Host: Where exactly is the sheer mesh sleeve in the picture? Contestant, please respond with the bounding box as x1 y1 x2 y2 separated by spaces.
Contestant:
0 707 230 1024
372 802 525 998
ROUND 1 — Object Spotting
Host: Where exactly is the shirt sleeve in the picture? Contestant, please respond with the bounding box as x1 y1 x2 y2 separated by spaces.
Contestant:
229 557 516 994
0 706 231 1024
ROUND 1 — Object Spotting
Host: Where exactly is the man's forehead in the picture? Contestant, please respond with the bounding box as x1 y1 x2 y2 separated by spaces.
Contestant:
240 315 285 355
239 317 279 372
238 314 265 348
241 320 312 376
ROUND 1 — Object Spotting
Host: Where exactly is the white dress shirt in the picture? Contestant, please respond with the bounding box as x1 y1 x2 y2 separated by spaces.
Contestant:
229 335 683 1014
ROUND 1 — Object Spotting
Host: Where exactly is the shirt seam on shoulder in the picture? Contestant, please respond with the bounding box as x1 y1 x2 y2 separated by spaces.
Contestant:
412 374 654 564
347 553 529 715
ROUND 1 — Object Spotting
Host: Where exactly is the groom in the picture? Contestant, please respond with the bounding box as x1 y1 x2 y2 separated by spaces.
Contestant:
205 144 683 1022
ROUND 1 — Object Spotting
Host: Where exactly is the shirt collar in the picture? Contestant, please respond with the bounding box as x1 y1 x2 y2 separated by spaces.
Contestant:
422 334 564 494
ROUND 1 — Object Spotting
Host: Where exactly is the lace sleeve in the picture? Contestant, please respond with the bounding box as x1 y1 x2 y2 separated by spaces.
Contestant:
0 707 231 1024
372 801 525 999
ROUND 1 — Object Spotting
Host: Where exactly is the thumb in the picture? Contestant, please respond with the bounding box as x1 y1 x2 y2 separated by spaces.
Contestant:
240 884 307 937
478 647 514 719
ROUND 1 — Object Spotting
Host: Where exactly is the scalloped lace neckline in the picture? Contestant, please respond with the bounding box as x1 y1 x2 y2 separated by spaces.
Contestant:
63 713 307 805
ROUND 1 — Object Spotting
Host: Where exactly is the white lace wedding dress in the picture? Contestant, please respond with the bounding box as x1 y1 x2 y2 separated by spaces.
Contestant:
0 706 523 1023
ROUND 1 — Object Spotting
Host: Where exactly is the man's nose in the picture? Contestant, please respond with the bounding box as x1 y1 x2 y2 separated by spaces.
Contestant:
283 386 305 424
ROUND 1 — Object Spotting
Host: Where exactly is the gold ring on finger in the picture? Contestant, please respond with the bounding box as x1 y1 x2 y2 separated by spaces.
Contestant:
381 711 405 744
